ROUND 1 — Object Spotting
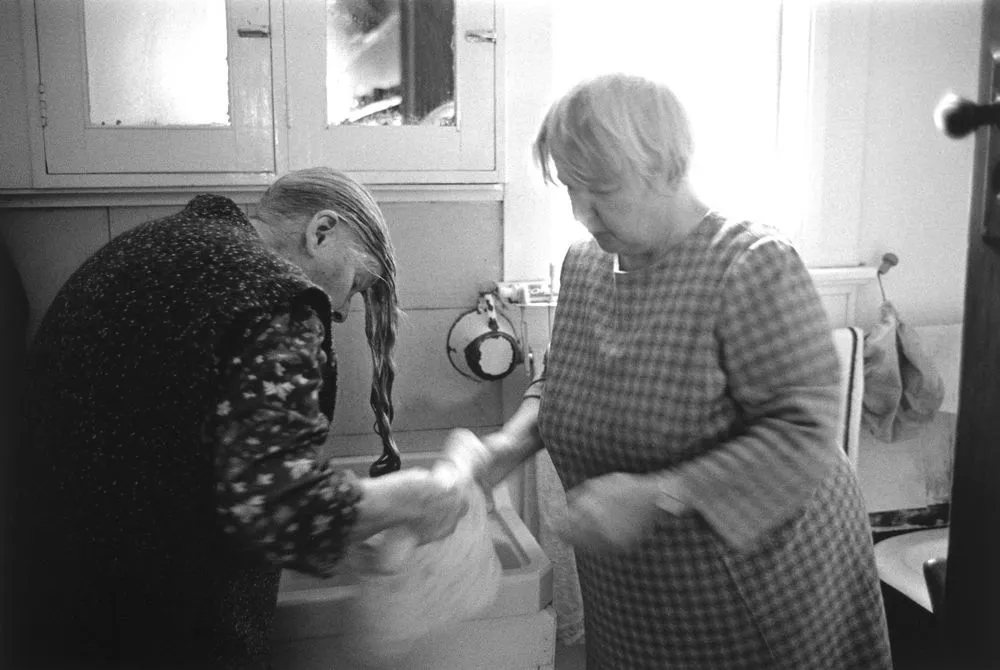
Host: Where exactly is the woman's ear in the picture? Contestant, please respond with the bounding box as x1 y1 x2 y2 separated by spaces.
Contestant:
305 210 342 255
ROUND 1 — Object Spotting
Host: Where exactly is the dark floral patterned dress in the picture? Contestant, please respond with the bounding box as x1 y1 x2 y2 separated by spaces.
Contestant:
209 301 362 577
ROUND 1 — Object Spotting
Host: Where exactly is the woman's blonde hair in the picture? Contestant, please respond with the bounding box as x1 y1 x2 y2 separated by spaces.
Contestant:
533 73 693 193
258 168 400 469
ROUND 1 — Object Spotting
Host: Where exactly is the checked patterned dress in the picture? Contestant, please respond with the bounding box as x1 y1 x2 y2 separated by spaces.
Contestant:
537 213 892 669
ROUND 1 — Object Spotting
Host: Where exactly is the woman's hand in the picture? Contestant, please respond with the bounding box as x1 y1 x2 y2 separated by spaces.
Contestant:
398 466 472 545
438 427 495 492
352 466 470 547
559 472 686 553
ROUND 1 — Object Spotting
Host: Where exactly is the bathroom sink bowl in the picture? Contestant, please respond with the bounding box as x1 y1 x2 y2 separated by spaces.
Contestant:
874 527 949 612
270 452 556 669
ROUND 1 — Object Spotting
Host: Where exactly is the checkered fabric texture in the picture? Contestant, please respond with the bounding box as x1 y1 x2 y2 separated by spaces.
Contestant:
538 213 892 669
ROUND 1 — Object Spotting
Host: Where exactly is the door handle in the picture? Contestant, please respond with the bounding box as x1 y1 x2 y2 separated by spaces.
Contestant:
464 30 497 44
936 50 1000 244
236 25 270 38
934 93 1000 139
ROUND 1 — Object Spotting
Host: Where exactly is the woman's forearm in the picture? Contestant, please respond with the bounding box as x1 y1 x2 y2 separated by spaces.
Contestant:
479 397 544 489
674 385 842 549
348 464 471 549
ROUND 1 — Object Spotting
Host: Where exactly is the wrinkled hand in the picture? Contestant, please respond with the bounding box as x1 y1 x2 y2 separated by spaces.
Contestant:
438 428 494 492
558 472 663 554
397 465 471 545
357 466 472 574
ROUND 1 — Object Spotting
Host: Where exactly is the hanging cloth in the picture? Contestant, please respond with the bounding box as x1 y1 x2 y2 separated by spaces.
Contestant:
862 301 945 442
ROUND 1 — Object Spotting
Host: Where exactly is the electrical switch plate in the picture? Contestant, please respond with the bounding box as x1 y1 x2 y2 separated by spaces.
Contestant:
494 281 556 305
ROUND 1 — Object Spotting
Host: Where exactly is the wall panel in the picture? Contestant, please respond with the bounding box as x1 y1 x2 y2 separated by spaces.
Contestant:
0 208 109 337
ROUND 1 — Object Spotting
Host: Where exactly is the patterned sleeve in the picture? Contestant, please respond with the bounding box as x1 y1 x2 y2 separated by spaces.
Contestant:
675 236 844 550
210 303 362 577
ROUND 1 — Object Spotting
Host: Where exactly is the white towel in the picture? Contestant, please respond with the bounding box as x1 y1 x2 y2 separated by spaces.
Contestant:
341 480 501 667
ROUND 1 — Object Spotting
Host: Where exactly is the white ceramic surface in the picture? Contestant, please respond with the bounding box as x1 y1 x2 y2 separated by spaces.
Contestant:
274 453 552 640
874 527 949 612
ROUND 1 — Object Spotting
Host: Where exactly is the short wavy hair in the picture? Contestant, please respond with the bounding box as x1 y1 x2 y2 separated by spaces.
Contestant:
533 73 694 193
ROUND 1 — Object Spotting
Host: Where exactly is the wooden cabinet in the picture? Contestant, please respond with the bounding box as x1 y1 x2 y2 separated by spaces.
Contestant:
6 0 501 191
34 0 274 178
283 0 498 180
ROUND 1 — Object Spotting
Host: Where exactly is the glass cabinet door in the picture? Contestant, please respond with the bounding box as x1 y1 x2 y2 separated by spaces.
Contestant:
35 0 274 174
284 0 496 176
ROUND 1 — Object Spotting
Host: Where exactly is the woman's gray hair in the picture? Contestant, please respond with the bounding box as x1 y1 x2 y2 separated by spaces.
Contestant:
258 167 400 464
533 73 694 193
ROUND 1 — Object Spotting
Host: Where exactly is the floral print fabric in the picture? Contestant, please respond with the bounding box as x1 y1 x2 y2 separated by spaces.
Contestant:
211 302 361 577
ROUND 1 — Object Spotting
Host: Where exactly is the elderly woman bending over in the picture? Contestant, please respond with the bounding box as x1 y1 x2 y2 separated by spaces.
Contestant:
443 73 892 669
10 168 467 670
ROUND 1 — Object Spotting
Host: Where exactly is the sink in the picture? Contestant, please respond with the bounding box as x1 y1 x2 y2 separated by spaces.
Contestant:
874 527 949 612
270 451 556 670
273 507 548 631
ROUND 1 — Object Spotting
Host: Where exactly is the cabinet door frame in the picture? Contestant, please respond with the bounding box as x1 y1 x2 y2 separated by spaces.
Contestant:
281 0 503 184
29 0 277 184
16 0 504 190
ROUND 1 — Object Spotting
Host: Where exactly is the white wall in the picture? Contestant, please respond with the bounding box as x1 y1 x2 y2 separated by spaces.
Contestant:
843 0 980 512
501 0 555 282
852 0 980 330
503 0 981 332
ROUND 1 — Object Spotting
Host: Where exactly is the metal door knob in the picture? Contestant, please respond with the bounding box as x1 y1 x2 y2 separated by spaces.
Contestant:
934 92 1000 139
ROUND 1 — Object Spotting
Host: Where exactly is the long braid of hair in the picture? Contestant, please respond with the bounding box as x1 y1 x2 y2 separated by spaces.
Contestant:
332 184 400 477
258 168 401 476
363 281 400 477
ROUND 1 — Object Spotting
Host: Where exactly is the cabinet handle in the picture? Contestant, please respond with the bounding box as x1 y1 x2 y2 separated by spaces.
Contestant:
464 30 496 44
237 25 270 38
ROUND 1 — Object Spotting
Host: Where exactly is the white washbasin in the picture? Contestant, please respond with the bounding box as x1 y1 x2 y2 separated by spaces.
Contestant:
270 451 556 670
874 527 949 612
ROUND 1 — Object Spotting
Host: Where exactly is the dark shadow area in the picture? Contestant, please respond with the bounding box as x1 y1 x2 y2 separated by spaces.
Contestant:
882 583 951 670
0 237 29 667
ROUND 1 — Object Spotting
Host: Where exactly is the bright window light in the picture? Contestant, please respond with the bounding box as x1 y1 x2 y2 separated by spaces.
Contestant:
546 0 808 267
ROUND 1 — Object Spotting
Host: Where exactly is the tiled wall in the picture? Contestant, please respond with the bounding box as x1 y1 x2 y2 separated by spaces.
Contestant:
0 199 508 463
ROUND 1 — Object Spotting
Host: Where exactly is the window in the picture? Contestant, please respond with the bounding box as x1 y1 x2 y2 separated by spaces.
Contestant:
542 0 811 269
84 0 230 128
325 0 456 128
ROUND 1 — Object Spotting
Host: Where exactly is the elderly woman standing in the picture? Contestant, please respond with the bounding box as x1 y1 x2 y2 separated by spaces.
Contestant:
444 74 892 668
8 168 467 670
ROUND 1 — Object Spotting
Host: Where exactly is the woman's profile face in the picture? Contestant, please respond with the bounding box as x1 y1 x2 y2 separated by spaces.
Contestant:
324 252 379 323
563 174 666 258
322 246 381 323
298 214 380 323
